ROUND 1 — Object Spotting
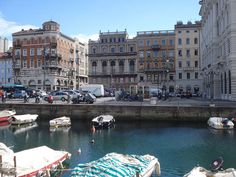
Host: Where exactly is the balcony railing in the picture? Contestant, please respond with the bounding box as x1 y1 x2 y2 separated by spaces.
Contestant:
88 52 137 57
183 67 195 71
89 71 137 76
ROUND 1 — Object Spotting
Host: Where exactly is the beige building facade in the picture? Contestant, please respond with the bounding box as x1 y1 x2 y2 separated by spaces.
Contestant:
200 0 236 100
88 30 137 92
12 21 88 91
175 21 202 95
135 30 176 96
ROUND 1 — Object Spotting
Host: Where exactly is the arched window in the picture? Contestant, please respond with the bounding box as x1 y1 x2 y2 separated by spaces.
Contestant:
110 61 115 73
102 61 107 73
92 61 97 74
129 60 135 73
224 72 227 94
119 60 124 73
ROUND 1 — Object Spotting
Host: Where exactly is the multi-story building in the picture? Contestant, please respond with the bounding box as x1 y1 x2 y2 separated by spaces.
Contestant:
74 39 89 88
135 30 176 96
88 30 137 92
199 0 236 100
0 37 8 53
175 21 202 94
12 20 78 91
0 52 14 85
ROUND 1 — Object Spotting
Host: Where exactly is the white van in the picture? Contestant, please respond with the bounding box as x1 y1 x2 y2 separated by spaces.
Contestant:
79 84 105 97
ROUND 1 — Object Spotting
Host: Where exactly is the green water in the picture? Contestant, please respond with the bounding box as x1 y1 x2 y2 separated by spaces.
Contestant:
1 120 236 177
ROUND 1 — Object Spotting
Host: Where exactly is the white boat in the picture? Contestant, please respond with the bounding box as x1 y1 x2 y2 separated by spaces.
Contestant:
71 152 161 177
208 117 234 129
184 166 236 177
0 142 71 177
11 114 38 125
49 116 71 127
92 114 115 128
0 110 16 126
184 157 236 177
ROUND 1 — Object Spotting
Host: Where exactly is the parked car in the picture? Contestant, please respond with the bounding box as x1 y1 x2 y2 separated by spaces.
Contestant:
12 90 27 99
62 90 80 99
49 91 68 102
72 92 96 104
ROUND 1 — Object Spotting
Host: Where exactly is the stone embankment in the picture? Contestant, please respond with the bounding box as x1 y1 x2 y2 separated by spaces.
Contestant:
1 97 236 121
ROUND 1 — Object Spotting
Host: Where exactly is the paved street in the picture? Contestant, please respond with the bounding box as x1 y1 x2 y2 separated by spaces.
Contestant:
1 96 236 107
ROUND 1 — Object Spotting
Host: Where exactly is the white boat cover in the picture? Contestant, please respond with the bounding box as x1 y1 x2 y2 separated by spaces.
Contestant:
184 166 236 177
12 114 38 125
71 152 160 177
92 115 114 123
0 142 71 177
0 110 16 117
208 117 234 129
49 116 71 127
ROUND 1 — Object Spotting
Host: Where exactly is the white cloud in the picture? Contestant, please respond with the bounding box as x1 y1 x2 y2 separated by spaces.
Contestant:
0 13 38 38
72 33 99 44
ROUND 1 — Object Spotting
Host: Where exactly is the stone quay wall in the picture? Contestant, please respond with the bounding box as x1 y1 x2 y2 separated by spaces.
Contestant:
1 103 236 122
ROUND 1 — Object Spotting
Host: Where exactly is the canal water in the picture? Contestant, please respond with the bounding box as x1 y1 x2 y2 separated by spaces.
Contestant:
1 120 236 177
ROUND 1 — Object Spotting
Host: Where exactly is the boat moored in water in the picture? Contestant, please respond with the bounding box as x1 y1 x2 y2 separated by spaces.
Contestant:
71 152 161 177
49 116 71 127
0 110 16 125
0 142 71 177
92 114 115 128
11 114 38 125
208 117 234 129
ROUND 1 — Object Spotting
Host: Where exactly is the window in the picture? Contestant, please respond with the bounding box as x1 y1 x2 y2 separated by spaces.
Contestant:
186 38 190 45
195 72 198 79
169 74 174 80
153 51 158 57
186 49 190 57
130 47 133 52
147 75 151 81
178 50 182 57
229 70 231 94
179 73 182 79
23 58 27 68
111 47 115 53
187 73 190 79
186 61 190 67
113 38 116 42
38 80 41 84
195 61 198 67
30 58 34 67
194 49 198 56
161 40 166 45
169 39 174 46
169 50 174 57
15 49 21 56
23 49 27 56
162 50 166 58
139 40 144 46
139 51 144 58
92 48 96 54
178 38 182 45
119 46 123 52
178 61 182 68
194 38 198 44
154 40 158 45
38 58 41 67
186 30 190 33
146 40 150 46
119 60 124 73
178 31 182 34
37 48 42 55
30 48 34 56
146 51 151 57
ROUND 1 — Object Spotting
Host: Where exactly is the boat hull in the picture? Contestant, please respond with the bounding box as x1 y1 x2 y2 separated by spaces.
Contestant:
208 117 234 130
11 114 38 125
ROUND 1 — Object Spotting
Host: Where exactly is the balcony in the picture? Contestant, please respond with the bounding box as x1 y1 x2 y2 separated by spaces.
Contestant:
151 45 161 50
88 52 137 57
50 42 57 48
88 71 137 76
183 67 195 71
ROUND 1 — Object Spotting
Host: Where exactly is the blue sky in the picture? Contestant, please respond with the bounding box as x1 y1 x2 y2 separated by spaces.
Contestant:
0 0 201 43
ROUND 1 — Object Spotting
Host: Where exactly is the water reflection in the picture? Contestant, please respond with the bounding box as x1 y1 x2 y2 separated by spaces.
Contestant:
0 120 236 177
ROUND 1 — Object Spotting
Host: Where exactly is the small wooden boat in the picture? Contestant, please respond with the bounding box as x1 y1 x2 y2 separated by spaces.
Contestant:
71 152 161 177
0 110 16 125
49 116 71 127
92 114 115 129
11 114 38 125
208 117 234 129
0 142 71 177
